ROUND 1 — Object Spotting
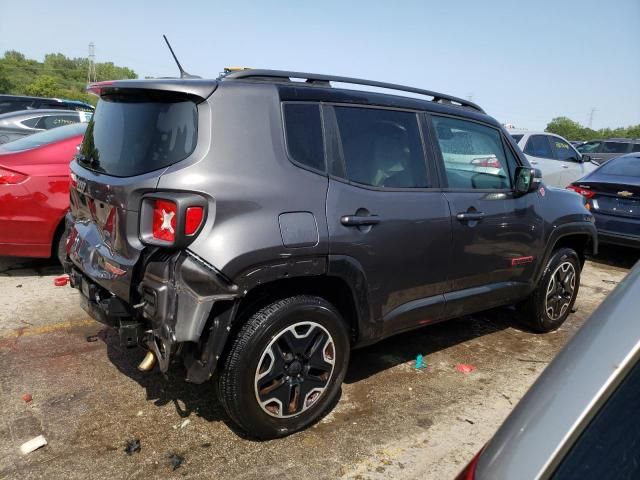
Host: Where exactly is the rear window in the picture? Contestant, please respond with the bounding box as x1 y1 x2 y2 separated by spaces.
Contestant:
602 142 630 154
283 103 325 172
78 94 198 177
0 123 87 152
599 155 640 177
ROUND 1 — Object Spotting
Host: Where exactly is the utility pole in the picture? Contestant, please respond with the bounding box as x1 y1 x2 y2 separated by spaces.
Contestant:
87 42 97 84
588 108 596 129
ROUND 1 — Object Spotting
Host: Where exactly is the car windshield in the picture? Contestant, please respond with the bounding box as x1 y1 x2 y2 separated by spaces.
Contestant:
0 123 87 152
78 93 198 177
599 155 640 177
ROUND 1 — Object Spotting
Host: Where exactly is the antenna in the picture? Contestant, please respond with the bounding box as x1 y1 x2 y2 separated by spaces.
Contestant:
588 108 596 128
163 35 200 79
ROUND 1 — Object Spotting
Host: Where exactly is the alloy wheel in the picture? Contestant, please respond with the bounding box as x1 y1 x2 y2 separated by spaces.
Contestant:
545 261 576 321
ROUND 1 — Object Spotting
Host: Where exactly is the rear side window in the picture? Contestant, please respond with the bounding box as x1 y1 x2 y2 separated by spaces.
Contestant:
633 144 640 153
524 135 553 158
21 117 41 128
551 359 640 480
602 142 630 154
577 141 602 153
333 106 427 188
36 114 79 130
550 137 578 161
79 94 198 177
432 116 512 190
510 134 524 143
283 103 325 172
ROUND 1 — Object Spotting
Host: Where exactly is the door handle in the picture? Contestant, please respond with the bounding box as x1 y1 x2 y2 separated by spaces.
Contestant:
456 212 485 221
530 160 538 165
340 215 380 227
562 164 569 169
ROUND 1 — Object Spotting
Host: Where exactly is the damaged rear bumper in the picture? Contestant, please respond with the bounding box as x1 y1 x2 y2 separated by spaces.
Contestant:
69 250 241 383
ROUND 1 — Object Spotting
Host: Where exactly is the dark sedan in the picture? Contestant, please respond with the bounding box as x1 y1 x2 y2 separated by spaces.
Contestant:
568 152 640 248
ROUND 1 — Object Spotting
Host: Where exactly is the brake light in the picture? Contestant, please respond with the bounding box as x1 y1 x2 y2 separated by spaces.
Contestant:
471 157 501 169
567 185 595 199
152 199 177 242
86 80 114 96
185 206 204 235
70 172 77 189
0 166 28 185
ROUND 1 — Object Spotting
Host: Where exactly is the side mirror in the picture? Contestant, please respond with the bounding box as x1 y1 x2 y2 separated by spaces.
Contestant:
581 154 592 164
514 166 542 195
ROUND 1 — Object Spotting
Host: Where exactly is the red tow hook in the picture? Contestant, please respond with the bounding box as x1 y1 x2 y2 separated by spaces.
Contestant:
54 275 70 287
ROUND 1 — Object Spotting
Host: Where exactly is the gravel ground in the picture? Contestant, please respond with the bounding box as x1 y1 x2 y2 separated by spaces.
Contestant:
0 246 636 480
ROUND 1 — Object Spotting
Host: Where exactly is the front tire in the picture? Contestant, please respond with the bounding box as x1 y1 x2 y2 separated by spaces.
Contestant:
218 295 350 439
519 247 581 332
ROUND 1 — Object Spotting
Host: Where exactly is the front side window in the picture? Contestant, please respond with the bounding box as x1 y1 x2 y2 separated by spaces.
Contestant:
577 141 602 153
333 106 428 188
432 116 512 190
524 135 553 159
283 103 325 172
602 142 630 154
550 136 578 161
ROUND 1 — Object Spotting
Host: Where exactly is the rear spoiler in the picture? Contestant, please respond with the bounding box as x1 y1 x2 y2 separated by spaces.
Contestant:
86 78 218 101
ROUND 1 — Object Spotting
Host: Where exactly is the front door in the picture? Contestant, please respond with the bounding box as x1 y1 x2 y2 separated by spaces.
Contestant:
522 134 566 187
430 115 544 318
325 105 452 338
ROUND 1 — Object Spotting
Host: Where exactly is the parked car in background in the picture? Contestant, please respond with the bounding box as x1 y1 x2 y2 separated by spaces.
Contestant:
0 109 91 144
568 152 639 248
457 260 640 480
509 130 597 187
569 140 586 148
0 122 87 262
576 138 640 164
0 94 94 115
64 70 596 439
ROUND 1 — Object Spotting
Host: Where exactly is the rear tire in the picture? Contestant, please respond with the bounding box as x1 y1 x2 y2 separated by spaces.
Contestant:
218 295 350 439
519 247 581 332
54 229 67 266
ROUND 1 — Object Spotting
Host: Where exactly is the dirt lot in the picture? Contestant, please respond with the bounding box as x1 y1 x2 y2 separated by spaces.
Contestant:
0 247 637 480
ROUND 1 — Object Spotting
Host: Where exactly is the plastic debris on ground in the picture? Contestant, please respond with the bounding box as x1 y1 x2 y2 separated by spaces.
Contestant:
415 354 425 370
168 453 185 470
180 419 190 429
53 275 69 287
124 439 141 455
455 364 476 374
21 393 33 403
20 435 47 455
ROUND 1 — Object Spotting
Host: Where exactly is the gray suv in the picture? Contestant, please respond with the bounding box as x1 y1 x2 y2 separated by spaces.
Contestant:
64 70 597 439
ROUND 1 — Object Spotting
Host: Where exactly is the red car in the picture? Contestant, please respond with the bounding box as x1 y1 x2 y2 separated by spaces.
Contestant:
0 123 86 262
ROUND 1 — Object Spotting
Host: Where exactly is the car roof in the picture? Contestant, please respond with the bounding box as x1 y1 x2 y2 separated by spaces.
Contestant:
476 262 640 479
507 129 561 136
0 109 82 120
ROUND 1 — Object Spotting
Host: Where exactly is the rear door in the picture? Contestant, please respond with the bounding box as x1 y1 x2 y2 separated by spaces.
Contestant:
325 105 452 337
522 134 566 187
68 91 200 301
430 115 544 317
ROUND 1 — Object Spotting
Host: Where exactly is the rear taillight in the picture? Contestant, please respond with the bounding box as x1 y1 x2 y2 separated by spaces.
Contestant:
70 172 77 189
152 199 178 242
185 206 204 235
0 166 28 185
471 156 501 169
140 193 207 248
567 185 595 199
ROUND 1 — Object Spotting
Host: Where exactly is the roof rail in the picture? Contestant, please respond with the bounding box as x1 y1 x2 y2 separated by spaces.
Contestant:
224 69 485 113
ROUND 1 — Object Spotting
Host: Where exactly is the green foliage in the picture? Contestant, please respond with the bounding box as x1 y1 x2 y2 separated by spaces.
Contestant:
0 50 137 106
546 116 640 141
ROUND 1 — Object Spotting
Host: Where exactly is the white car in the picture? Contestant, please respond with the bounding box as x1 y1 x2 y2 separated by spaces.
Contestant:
508 130 597 188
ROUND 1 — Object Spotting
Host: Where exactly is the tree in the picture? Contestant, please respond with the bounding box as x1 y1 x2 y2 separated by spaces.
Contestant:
24 75 59 97
545 117 640 141
545 117 584 140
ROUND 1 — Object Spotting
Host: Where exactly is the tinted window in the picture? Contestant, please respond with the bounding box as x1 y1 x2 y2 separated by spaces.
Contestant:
79 94 198 177
0 123 86 152
550 137 578 161
577 141 602 153
432 116 512 190
551 360 640 480
37 114 79 130
21 117 41 128
283 103 325 172
602 142 631 154
524 135 553 158
510 134 524 143
334 106 427 188
632 144 640 153
599 156 640 177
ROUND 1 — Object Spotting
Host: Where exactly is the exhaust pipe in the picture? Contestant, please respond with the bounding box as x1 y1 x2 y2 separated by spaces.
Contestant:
137 350 157 372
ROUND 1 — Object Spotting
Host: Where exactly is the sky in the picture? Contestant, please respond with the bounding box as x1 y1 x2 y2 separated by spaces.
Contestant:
1 0 639 130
